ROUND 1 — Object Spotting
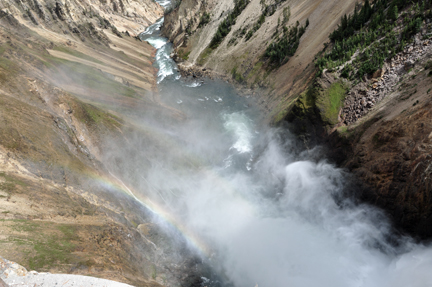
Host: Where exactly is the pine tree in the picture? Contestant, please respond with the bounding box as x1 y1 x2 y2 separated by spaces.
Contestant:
388 5 398 21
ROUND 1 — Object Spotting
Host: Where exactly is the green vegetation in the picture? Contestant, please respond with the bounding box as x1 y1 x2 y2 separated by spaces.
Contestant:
48 57 138 99
199 12 211 28
151 264 157 279
52 46 104 64
0 220 80 271
337 126 348 134
28 238 74 270
79 102 122 128
177 49 191 61
0 172 28 194
270 98 296 125
247 61 263 81
264 19 309 66
209 0 250 48
245 0 271 41
197 46 213 65
282 6 290 25
316 82 347 125
0 44 21 78
246 1 290 41
245 13 266 41
231 66 245 83
316 0 432 79
97 15 111 29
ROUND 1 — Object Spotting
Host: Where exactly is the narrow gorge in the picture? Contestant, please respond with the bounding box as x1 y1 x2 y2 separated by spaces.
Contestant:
1 0 432 287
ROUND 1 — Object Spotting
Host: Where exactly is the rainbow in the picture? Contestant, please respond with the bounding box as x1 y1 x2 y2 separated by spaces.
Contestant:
85 169 214 257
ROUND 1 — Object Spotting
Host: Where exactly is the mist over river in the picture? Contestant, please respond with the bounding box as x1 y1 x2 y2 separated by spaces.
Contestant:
105 2 432 286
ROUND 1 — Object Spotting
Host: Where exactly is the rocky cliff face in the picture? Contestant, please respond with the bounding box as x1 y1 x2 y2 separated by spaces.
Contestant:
1 0 163 36
0 0 205 285
162 0 358 121
337 37 432 238
288 1 432 239
162 0 432 239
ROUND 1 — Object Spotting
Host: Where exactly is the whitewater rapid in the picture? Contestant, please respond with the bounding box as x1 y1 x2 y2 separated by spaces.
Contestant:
131 3 432 287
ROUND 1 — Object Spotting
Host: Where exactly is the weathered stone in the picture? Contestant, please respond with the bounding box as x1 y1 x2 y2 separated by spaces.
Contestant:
404 59 415 70
372 68 384 79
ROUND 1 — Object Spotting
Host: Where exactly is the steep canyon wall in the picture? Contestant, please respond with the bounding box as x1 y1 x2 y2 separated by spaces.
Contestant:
162 0 432 239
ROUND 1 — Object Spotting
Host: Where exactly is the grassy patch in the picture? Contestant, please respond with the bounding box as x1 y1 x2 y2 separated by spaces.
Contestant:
48 57 138 99
52 46 104 64
317 82 347 125
0 172 28 186
0 172 28 194
151 264 157 279
1 220 80 271
177 49 191 61
0 44 21 80
270 97 297 125
247 61 263 81
75 101 122 129
337 126 350 136
28 236 76 270
231 66 245 83
9 219 39 232
197 47 213 66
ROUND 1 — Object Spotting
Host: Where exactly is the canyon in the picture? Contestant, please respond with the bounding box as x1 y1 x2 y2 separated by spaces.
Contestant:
1 0 432 286
0 0 203 285
163 0 432 239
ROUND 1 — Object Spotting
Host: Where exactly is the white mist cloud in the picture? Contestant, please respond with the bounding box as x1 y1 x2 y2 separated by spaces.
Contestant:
99 21 432 286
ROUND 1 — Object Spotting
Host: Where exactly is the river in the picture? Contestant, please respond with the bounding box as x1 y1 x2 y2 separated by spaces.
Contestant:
127 2 432 287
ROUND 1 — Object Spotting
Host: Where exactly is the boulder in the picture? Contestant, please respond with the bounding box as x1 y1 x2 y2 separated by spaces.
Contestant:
404 59 415 71
372 68 384 79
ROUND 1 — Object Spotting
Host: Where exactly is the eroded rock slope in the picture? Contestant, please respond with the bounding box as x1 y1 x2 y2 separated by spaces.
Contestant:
0 0 202 285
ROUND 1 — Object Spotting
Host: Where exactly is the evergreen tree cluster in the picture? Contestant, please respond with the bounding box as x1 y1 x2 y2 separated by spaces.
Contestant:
209 0 250 48
244 0 288 41
329 0 374 42
264 20 309 66
198 12 211 28
245 13 266 41
317 0 432 80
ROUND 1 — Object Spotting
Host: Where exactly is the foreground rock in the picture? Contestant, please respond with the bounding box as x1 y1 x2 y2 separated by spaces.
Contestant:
1 256 134 286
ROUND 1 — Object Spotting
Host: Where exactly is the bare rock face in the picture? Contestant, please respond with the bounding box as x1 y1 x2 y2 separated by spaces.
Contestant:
0 0 197 284
0 0 163 37
54 0 67 21
329 33 432 239
346 101 432 238
0 256 28 284
162 0 207 49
